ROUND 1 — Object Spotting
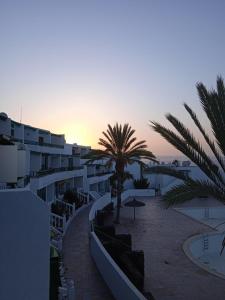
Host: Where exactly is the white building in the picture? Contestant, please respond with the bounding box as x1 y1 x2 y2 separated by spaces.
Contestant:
0 112 112 199
0 112 113 300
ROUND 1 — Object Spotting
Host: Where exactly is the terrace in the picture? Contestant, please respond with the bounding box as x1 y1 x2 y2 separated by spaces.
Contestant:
63 193 225 300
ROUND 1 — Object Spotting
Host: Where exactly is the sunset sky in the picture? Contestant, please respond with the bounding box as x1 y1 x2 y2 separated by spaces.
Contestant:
1 1 225 155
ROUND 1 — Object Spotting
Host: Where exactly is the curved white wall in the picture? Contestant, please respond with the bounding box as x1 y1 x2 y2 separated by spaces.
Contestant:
89 189 154 300
90 232 147 300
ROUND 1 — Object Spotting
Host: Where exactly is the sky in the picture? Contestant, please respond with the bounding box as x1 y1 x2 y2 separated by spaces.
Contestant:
1 0 225 156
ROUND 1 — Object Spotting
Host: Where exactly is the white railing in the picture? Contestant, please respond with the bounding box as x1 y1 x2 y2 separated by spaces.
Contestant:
51 213 66 232
89 190 102 201
77 190 89 204
55 199 75 216
121 189 155 201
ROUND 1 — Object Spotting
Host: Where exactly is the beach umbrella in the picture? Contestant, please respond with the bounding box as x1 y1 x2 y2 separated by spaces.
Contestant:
124 198 146 220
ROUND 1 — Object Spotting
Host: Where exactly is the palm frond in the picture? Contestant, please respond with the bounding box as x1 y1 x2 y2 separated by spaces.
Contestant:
165 113 224 185
197 77 225 156
151 121 221 186
82 149 110 164
163 179 225 206
150 76 225 207
184 103 225 172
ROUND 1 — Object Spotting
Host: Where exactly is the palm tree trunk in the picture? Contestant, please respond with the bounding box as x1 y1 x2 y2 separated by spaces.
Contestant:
115 174 122 223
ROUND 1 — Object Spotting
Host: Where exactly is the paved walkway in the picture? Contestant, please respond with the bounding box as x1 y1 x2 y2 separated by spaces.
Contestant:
63 207 114 300
109 197 225 300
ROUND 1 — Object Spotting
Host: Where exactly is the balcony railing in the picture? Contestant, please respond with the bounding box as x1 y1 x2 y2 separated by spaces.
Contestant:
87 171 112 178
31 166 84 178
11 137 64 149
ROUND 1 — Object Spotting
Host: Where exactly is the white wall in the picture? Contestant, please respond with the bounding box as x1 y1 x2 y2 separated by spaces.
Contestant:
124 162 141 189
13 123 24 140
30 152 41 172
87 173 112 185
145 165 208 190
72 156 80 167
90 232 147 300
89 190 153 300
46 183 55 202
0 145 18 183
61 156 69 168
186 166 208 180
0 190 50 300
50 155 61 168
51 134 65 146
24 126 38 142
30 168 85 191
39 130 51 143
0 117 11 136
17 149 29 177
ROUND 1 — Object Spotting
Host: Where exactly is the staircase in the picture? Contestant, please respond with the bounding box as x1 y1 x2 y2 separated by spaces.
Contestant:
89 191 102 201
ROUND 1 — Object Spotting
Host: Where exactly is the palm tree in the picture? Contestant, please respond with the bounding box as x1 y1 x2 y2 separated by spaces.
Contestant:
150 76 225 206
85 123 156 223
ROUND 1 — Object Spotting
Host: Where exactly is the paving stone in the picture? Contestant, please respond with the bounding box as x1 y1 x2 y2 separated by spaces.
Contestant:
106 197 225 300
63 207 114 300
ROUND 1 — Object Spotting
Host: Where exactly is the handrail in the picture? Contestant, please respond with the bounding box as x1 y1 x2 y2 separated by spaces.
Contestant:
87 171 112 178
31 166 84 178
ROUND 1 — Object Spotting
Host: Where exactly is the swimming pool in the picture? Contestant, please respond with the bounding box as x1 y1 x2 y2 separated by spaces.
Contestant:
183 231 225 279
174 206 225 278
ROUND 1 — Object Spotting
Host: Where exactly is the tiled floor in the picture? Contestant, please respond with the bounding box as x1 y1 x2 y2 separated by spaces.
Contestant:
63 197 225 300
63 207 114 300
109 197 225 300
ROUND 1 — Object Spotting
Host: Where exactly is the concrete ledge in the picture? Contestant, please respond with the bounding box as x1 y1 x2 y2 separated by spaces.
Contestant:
90 232 147 300
89 189 151 300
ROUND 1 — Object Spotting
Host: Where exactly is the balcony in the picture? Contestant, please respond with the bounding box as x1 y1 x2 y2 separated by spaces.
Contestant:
87 171 112 178
87 171 113 185
30 166 85 190
31 166 83 178
12 138 64 149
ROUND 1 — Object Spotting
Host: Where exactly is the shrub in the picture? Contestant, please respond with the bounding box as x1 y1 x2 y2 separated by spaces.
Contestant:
51 202 70 219
49 256 60 300
63 190 76 204
51 203 64 216
133 178 149 189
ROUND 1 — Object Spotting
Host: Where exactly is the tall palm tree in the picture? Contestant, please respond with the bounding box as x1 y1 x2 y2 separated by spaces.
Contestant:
85 123 156 223
150 76 225 206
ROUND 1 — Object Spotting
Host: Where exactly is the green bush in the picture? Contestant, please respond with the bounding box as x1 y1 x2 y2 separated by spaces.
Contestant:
63 190 76 204
133 178 149 189
49 256 60 300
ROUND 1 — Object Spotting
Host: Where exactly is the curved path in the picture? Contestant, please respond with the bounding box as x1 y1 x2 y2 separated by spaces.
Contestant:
63 206 114 300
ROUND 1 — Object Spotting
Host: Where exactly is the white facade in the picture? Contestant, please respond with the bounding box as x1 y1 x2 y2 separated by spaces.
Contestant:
0 113 114 299
0 190 50 300
0 114 112 200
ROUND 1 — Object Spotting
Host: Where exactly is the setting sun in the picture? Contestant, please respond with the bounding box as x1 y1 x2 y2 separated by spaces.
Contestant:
61 122 97 147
